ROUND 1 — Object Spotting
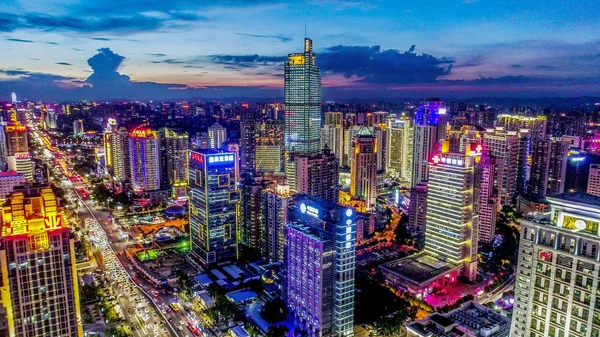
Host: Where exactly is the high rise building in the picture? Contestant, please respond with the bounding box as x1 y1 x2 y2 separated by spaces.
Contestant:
255 137 283 173
510 192 600 337
109 126 131 182
239 176 273 251
407 182 428 236
0 186 83 337
128 126 161 192
496 114 547 142
588 164 600 197
387 117 412 182
162 127 188 187
208 122 226 149
529 138 551 197
350 126 377 211
260 182 290 262
411 100 447 187
286 195 356 337
286 149 339 204
5 124 28 155
483 128 530 205
187 150 239 267
240 118 259 176
0 171 27 202
0 123 8 171
473 149 503 244
284 38 322 156
321 112 345 167
424 151 478 281
372 125 388 173
72 119 84 136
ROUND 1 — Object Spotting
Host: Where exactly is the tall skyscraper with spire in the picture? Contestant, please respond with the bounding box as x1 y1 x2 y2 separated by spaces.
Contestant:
284 38 322 156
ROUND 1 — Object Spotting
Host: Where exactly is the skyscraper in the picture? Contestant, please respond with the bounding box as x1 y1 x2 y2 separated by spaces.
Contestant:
72 119 84 136
510 192 600 337
483 128 530 205
208 122 226 149
547 137 571 196
187 150 239 267
255 137 283 173
286 195 356 337
588 164 600 197
260 182 290 263
239 176 273 251
350 126 377 211
411 100 447 187
286 149 339 204
424 151 478 281
163 127 189 187
472 148 503 244
108 126 131 182
5 124 28 155
408 181 428 237
0 186 83 337
284 38 322 156
321 112 345 167
128 126 161 192
387 117 412 182
240 116 259 176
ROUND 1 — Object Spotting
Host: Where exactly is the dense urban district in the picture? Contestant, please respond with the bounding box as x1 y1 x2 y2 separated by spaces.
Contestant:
0 39 599 337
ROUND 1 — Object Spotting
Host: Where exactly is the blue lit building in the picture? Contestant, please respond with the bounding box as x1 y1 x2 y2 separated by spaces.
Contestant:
286 195 356 337
187 150 240 267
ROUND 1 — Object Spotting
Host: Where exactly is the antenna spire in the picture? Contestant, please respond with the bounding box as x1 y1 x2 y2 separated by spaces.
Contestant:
304 21 307 38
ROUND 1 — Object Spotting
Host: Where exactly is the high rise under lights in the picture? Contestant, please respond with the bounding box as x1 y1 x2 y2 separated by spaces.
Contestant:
208 121 226 149
187 150 239 267
411 99 447 187
350 126 377 211
284 38 322 156
286 195 356 337
128 126 161 192
0 186 82 337
510 192 600 337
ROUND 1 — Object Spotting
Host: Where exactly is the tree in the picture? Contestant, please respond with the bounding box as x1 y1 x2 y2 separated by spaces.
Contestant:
266 325 289 337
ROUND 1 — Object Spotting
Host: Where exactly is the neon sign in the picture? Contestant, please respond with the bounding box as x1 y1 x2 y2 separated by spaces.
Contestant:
5 125 26 132
469 143 484 156
208 154 234 164
190 152 204 164
130 128 154 138
300 203 319 218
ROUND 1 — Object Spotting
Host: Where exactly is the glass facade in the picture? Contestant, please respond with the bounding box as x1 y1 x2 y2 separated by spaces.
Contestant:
284 38 322 156
187 150 239 266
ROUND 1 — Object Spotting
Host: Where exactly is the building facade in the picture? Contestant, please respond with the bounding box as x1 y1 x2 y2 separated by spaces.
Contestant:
128 127 161 192
587 164 600 197
208 122 226 149
260 183 290 263
387 117 412 182
0 186 83 337
187 150 239 267
510 192 600 337
163 127 189 187
286 195 356 337
350 126 377 211
286 149 339 204
284 38 322 156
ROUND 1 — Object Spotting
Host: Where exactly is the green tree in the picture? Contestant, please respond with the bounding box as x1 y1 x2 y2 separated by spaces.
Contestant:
266 325 289 337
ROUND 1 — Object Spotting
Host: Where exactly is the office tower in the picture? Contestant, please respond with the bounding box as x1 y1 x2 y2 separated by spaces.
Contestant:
496 114 547 142
260 182 290 262
7 153 33 181
387 117 412 182
588 164 600 196
0 124 7 171
372 125 388 172
345 125 362 169
10 92 16 104
226 142 241 184
208 121 226 149
483 128 530 205
350 126 377 211
411 100 447 187
0 186 83 337
73 119 84 136
286 149 339 204
529 138 551 197
239 176 273 251
45 109 57 129
424 152 478 281
286 195 356 337
284 38 322 156
255 137 283 173
5 124 28 155
547 137 571 196
510 192 600 337
473 149 503 244
407 182 428 236
187 150 239 266
321 112 345 167
240 117 259 177
163 127 189 187
109 127 131 182
128 127 161 192
0 171 26 201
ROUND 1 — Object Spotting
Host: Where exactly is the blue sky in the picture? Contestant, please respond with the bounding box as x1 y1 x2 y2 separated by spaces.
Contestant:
0 0 599 101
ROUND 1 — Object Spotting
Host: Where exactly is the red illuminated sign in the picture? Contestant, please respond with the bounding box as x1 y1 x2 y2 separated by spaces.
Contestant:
431 153 441 165
469 143 484 156
5 125 26 132
190 152 204 164
130 127 154 138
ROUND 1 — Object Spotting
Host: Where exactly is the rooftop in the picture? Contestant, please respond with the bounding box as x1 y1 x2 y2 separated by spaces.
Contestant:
548 191 600 208
381 253 459 285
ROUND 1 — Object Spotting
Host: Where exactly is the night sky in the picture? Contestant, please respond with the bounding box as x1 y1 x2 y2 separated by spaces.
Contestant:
1 0 599 101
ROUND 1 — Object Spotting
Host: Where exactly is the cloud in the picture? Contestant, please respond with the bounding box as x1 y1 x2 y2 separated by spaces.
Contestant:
5 37 34 43
535 65 555 70
72 48 84 52
145 53 167 57
56 62 72 66
236 33 292 43
91 37 111 41
151 59 187 64
212 54 287 65
0 11 208 35
510 64 523 68
46 41 59 45
318 45 453 84
183 65 205 69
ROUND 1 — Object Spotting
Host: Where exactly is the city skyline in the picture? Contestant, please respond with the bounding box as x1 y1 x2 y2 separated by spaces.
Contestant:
1 0 599 101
